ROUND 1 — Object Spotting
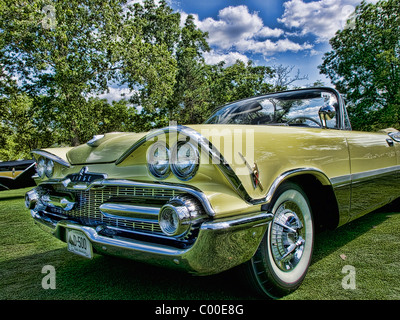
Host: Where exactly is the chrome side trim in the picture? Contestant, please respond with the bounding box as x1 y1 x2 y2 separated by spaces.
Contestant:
31 150 71 168
351 165 400 184
255 168 332 205
331 175 352 188
201 212 273 230
0 162 36 182
330 165 400 187
12 162 36 180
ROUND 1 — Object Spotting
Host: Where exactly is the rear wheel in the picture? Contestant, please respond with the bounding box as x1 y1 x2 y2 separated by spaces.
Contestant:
243 182 314 298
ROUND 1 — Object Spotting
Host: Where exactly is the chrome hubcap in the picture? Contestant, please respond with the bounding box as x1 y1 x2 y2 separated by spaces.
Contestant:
270 204 305 272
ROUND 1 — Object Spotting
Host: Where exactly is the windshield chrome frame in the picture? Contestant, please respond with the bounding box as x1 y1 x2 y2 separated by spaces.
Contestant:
205 87 349 131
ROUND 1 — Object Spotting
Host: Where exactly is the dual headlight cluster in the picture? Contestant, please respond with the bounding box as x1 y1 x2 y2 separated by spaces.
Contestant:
147 141 199 181
36 157 54 179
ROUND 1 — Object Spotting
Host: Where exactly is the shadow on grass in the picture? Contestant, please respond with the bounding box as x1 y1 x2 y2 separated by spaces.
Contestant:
0 196 25 202
312 200 400 265
0 246 258 300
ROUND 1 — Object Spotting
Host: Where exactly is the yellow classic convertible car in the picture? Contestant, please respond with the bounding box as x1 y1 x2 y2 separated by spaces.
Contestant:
25 87 400 298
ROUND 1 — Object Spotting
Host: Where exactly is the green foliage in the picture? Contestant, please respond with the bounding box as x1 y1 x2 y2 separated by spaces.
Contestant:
207 61 275 109
125 0 180 118
167 14 211 124
0 94 35 160
319 0 400 131
0 0 131 147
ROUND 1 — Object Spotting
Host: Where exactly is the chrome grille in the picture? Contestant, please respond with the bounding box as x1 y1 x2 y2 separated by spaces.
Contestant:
47 185 185 234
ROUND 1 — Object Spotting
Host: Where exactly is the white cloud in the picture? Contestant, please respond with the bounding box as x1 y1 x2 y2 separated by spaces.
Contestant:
236 38 313 55
203 51 249 66
188 6 265 49
256 26 285 38
97 87 136 103
278 0 379 42
126 0 175 5
183 5 312 57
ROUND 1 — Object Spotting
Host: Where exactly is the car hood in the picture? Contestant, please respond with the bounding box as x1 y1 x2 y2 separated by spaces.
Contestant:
67 132 146 165
66 124 261 165
66 124 243 165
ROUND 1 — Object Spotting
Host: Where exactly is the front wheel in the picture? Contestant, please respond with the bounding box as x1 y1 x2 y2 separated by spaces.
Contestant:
243 182 314 299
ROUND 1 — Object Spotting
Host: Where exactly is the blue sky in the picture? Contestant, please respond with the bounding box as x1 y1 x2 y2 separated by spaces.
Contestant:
169 0 377 86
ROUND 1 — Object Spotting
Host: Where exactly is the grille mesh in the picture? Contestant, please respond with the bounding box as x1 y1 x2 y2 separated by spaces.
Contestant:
47 185 184 234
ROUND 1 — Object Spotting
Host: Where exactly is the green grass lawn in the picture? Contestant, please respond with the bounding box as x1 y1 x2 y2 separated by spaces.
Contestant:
1 187 399 300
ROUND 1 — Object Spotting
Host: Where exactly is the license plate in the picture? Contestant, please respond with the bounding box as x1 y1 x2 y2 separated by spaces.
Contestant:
67 229 93 259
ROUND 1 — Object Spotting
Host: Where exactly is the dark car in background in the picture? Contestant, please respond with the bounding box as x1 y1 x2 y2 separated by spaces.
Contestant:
0 159 36 191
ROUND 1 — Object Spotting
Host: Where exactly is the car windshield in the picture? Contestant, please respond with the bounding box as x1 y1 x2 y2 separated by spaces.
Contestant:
205 88 340 129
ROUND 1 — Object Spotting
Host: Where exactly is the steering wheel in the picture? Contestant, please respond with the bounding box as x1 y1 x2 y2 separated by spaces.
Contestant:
287 116 322 128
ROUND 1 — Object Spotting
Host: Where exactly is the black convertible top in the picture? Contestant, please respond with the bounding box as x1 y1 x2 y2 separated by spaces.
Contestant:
0 159 35 171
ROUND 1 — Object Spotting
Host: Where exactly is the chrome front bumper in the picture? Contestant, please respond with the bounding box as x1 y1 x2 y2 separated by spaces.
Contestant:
31 209 272 275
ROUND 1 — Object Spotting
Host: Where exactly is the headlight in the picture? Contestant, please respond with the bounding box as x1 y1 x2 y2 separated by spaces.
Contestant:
147 142 170 179
171 141 199 181
36 158 46 178
36 158 54 178
45 159 54 178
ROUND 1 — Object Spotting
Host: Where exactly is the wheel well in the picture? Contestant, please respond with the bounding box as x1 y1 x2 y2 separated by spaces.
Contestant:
286 174 339 232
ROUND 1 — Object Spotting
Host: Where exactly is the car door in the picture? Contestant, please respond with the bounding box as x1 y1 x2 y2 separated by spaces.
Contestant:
342 130 399 221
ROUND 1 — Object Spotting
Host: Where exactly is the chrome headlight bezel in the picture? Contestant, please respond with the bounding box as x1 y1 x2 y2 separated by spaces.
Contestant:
170 141 199 181
159 204 185 237
36 157 54 179
44 159 54 178
158 197 193 238
147 141 171 179
36 158 46 178
158 195 206 238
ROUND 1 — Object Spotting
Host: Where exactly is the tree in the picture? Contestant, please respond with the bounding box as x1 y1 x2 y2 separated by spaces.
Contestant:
0 94 36 160
206 60 275 111
123 0 179 122
319 0 400 131
0 0 181 148
0 0 133 146
272 64 309 91
169 14 211 124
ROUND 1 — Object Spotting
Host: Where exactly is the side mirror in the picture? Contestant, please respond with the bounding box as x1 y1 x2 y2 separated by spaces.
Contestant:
318 105 336 128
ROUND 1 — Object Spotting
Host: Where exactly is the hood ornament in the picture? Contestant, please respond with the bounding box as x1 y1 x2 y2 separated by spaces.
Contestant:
87 134 105 147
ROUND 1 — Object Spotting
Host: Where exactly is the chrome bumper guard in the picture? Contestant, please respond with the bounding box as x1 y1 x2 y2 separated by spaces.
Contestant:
31 209 272 275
